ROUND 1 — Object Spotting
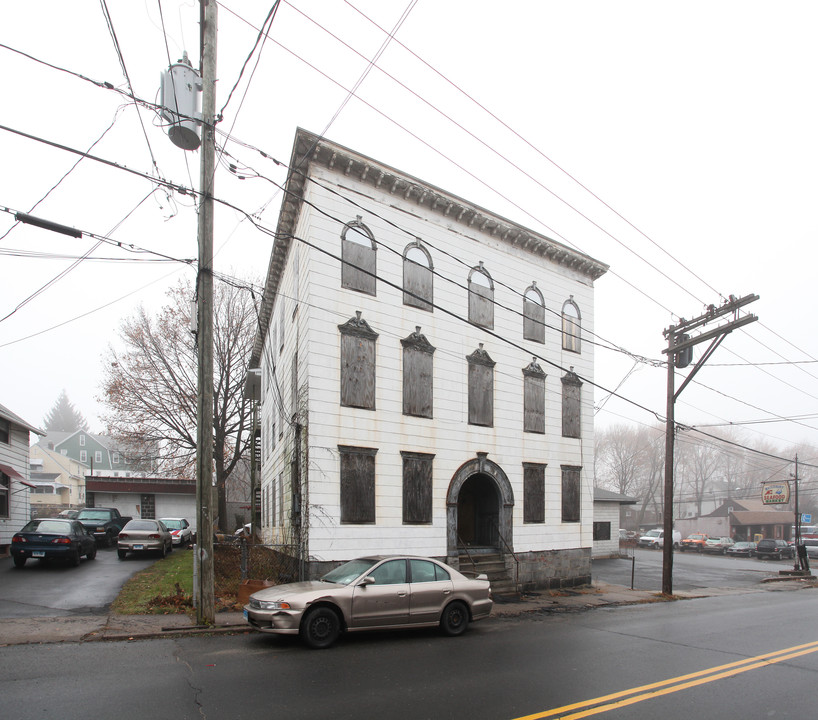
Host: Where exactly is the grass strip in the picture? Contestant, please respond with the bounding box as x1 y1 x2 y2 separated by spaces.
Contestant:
111 550 194 615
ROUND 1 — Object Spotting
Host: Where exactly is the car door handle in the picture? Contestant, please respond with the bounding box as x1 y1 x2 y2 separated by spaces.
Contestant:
443 590 451 595
397 591 407 597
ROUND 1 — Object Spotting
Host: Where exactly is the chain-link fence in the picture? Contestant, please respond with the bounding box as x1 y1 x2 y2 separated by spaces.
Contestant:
214 539 299 597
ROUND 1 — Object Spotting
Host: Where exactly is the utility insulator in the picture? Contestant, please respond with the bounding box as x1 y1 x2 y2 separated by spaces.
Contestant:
159 52 202 151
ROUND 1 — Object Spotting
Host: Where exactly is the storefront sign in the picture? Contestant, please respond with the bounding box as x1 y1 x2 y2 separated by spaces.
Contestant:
761 481 790 505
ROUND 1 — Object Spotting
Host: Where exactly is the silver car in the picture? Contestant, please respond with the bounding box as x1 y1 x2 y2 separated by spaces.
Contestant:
244 555 493 648
117 519 173 559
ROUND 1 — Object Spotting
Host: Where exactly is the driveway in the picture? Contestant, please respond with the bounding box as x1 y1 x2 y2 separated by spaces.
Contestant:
0 546 158 618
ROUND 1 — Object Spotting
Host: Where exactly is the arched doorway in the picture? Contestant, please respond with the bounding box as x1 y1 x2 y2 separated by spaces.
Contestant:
446 453 514 563
457 474 499 547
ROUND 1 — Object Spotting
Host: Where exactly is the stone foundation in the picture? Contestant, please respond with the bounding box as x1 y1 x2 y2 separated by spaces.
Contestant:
515 547 592 591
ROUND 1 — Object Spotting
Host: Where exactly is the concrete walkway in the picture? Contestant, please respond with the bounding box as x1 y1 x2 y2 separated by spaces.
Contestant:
2 578 813 647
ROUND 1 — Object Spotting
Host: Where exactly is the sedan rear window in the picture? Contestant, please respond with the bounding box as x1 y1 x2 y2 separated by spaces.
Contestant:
125 520 159 531
22 520 71 533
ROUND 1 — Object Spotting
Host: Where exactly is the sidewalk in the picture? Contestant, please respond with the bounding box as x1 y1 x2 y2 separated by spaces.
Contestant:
0 578 813 647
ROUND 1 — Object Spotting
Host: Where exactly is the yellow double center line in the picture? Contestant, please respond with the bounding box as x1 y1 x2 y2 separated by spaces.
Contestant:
513 640 818 720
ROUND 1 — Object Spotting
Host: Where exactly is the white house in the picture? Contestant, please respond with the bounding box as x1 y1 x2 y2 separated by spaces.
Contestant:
1 402 43 552
250 129 607 590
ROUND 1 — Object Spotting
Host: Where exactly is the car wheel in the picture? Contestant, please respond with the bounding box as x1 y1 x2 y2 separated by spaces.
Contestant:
160 542 167 559
117 549 127 560
87 546 97 560
440 601 470 637
70 550 81 567
13 555 25 568
300 607 341 649
167 541 173 554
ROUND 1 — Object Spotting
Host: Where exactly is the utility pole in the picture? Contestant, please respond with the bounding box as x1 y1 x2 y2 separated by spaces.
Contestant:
660 294 759 595
195 0 218 625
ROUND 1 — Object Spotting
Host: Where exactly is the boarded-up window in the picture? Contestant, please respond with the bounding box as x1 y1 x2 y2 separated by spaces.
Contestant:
561 465 581 523
402 451 434 524
338 312 378 410
401 327 435 418
468 263 494 329
339 446 377 524
561 370 582 438
403 241 433 311
523 284 545 343
467 344 495 426
523 358 546 434
593 521 611 540
291 350 298 420
341 216 376 295
562 297 581 353
523 463 546 524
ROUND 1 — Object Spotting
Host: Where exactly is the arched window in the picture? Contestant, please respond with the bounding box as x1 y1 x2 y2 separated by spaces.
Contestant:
341 216 377 295
403 240 433 311
468 262 494 329
523 283 545 343
562 296 581 353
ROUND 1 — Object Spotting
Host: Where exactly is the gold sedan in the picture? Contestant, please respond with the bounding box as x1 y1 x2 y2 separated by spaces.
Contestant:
244 555 493 648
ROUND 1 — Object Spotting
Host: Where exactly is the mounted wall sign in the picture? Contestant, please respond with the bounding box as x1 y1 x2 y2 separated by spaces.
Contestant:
761 481 790 505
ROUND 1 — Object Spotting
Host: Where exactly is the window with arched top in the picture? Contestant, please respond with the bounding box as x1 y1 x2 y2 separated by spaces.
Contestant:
523 283 545 343
403 241 433 311
562 297 581 353
341 216 377 295
468 262 494 329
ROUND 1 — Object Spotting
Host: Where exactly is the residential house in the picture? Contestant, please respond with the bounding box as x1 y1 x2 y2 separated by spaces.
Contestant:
36 431 154 478
28 444 88 515
0 402 43 552
249 129 608 590
593 488 636 558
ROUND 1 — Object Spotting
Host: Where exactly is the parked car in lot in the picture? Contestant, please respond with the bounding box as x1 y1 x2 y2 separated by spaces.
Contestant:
244 555 493 649
11 518 97 568
158 517 192 547
755 538 795 560
637 529 681 549
117 519 173 559
702 537 735 554
725 541 757 558
680 533 709 552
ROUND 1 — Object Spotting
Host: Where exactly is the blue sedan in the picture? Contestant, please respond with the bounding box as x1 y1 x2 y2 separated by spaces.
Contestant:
11 518 97 568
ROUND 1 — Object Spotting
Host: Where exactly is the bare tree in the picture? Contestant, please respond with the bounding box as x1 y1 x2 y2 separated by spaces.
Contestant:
99 276 258 529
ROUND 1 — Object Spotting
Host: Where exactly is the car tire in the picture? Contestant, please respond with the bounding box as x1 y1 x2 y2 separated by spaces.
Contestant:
70 550 81 567
300 606 341 649
87 546 97 561
117 549 127 560
13 555 25 568
160 543 167 559
167 541 173 554
440 601 470 637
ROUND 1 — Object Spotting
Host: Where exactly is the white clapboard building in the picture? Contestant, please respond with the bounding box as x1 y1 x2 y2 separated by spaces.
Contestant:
250 129 607 591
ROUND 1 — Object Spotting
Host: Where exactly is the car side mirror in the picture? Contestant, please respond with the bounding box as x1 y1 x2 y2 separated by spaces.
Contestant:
359 576 375 587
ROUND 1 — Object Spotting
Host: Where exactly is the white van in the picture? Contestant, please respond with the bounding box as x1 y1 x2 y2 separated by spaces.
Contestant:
637 528 681 549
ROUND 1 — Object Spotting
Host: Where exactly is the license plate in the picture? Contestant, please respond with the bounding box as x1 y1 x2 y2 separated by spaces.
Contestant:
243 609 248 620
133 544 144 550
32 551 45 557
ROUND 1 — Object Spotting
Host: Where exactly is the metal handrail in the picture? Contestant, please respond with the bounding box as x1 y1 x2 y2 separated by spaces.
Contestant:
456 534 478 572
491 520 520 595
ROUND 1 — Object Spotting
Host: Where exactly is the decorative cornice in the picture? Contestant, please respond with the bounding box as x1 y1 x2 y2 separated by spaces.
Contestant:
338 311 379 340
522 357 546 378
400 326 436 354
561 367 583 386
466 343 495 368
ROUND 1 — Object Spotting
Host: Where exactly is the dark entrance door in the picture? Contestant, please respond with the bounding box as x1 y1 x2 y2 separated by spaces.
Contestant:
457 474 499 547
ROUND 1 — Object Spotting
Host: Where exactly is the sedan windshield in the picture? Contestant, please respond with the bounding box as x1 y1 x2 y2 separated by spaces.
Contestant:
161 520 183 530
321 558 378 585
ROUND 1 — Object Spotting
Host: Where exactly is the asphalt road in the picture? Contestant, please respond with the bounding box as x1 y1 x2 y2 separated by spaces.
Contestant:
1 588 815 719
0 545 157 617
